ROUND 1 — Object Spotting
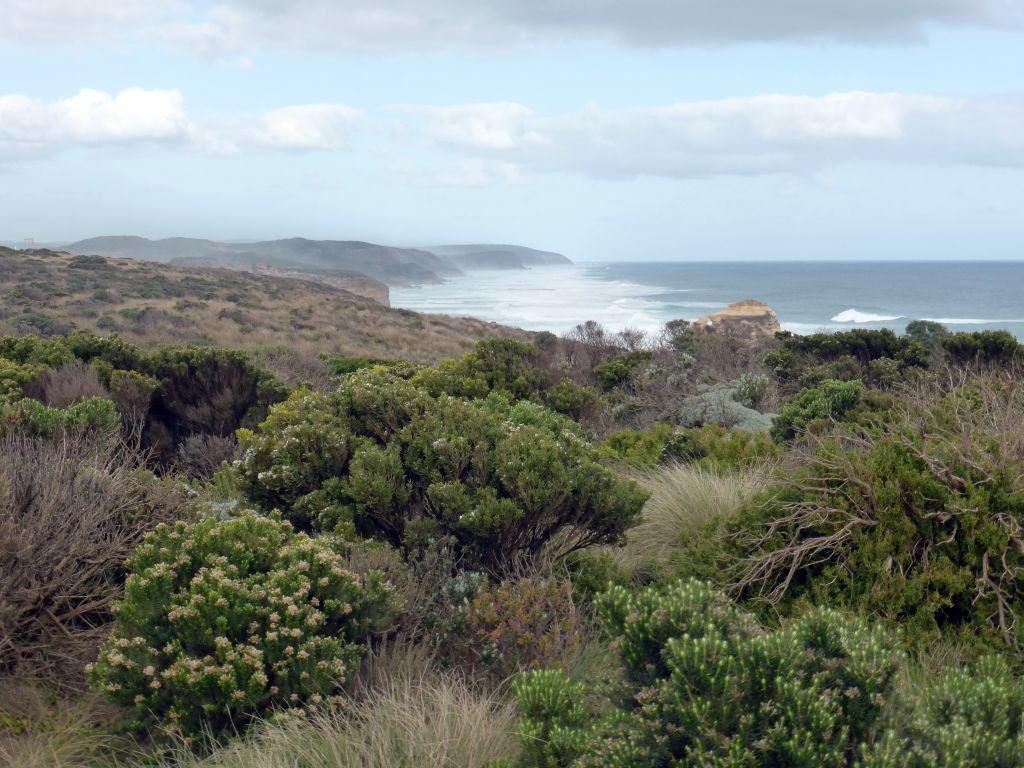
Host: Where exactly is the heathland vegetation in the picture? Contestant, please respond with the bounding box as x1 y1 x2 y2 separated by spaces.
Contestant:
0 247 526 364
4 297 1024 767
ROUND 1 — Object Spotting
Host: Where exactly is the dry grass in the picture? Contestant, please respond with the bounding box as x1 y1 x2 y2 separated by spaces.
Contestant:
615 462 766 574
0 641 519 768
0 684 132 768
0 248 528 364
0 434 190 689
152 647 519 768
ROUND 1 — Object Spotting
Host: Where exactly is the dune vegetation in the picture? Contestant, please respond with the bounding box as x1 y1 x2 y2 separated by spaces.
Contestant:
4 306 1024 767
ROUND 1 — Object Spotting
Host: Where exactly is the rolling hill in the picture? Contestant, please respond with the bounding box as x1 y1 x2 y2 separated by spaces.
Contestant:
424 243 572 270
0 247 528 363
64 236 572 285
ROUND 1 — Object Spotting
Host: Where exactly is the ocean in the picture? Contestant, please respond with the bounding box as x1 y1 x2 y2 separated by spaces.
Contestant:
391 261 1024 339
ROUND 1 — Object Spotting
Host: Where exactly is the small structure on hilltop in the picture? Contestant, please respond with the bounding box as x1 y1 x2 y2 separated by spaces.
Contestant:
697 299 781 341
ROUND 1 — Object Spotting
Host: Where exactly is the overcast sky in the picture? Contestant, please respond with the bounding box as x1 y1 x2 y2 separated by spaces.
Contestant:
2 0 1023 260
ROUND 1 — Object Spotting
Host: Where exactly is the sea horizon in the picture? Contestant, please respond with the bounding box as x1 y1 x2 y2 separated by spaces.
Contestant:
391 259 1024 339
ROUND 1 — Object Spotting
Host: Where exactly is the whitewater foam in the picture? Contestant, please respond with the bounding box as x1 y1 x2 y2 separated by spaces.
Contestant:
391 262 1024 339
831 309 903 324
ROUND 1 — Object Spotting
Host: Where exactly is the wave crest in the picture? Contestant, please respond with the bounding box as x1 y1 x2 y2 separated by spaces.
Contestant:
831 309 902 323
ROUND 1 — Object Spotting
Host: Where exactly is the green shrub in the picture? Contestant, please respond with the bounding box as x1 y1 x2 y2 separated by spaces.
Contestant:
324 356 393 375
593 351 653 391
663 424 780 468
734 371 771 409
765 329 930 390
601 424 677 467
142 345 288 464
66 331 148 372
544 378 600 421
414 339 549 403
602 423 779 470
941 330 1021 366
0 335 74 367
1 396 119 436
0 357 41 399
899 655 1024 766
771 379 863 441
89 512 400 742
904 319 948 349
514 579 902 768
411 339 600 421
514 670 589 768
236 369 647 572
736 378 1024 662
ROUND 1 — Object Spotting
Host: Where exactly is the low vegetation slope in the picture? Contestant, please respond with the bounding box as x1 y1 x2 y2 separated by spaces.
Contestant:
64 236 460 286
0 248 527 363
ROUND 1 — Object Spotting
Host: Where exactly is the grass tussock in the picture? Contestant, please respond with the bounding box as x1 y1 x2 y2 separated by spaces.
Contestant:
616 462 766 575
157 666 519 768
0 647 519 768
0 684 131 768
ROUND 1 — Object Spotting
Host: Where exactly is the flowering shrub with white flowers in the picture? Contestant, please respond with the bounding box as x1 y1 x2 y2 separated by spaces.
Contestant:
88 512 401 742
235 368 648 573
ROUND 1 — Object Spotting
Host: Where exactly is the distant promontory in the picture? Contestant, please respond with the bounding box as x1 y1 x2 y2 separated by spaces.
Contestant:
64 236 572 295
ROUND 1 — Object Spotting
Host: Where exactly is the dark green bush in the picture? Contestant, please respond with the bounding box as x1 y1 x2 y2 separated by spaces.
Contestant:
771 379 864 441
593 350 653 391
544 378 600 421
89 512 400 742
514 579 901 768
414 339 549 403
236 369 646 572
889 655 1024 766
411 338 601 421
141 345 288 464
904 319 948 349
765 329 930 390
736 377 1024 662
941 330 1021 366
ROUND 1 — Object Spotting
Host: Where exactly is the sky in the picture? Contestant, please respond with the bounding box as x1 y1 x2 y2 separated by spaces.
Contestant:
1 0 1024 261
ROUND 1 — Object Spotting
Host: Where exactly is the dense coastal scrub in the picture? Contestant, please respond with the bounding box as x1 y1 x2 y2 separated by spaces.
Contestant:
4 318 1024 767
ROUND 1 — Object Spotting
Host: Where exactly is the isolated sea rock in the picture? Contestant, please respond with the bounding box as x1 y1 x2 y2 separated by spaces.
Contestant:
697 299 781 341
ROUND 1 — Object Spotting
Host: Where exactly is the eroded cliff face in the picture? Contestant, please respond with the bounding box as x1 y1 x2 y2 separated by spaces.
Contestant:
696 299 781 341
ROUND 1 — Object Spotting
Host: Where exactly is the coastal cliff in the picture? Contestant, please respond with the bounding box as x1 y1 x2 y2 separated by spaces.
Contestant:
697 299 781 341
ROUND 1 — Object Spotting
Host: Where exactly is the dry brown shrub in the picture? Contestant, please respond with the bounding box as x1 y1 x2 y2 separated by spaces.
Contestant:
174 433 237 480
256 345 337 393
0 434 191 689
36 361 108 408
462 576 581 680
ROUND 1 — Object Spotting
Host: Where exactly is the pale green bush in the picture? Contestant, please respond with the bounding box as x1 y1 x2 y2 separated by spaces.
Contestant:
89 512 400 742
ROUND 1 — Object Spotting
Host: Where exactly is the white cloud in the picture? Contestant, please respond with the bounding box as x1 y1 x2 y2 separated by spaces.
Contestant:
0 88 363 161
0 88 189 158
4 86 1024 181
410 92 1024 179
3 0 1020 52
250 104 363 150
406 103 546 150
424 158 526 187
1 0 181 42
190 104 364 154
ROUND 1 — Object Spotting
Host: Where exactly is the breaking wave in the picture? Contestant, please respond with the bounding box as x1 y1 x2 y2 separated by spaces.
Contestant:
831 309 903 323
